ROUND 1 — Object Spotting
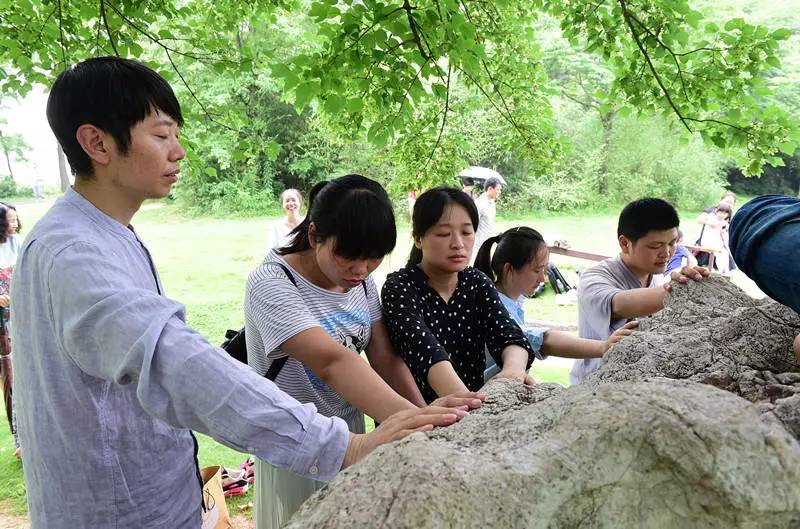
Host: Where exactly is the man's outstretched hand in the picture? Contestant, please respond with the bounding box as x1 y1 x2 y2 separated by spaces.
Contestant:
666 265 710 292
342 406 469 469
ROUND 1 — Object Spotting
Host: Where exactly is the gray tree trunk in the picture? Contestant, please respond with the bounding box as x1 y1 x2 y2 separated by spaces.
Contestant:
0 130 14 180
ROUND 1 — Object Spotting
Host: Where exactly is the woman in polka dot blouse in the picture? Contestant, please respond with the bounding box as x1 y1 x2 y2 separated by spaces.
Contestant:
382 187 537 403
474 227 638 380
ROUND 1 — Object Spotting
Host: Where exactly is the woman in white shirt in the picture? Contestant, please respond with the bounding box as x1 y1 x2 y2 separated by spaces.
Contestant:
0 203 21 305
268 188 303 250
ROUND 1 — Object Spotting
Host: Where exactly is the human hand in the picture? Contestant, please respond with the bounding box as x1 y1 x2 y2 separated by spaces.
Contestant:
0 295 10 308
603 320 639 357
667 265 709 291
342 406 468 469
493 368 534 385
430 391 485 411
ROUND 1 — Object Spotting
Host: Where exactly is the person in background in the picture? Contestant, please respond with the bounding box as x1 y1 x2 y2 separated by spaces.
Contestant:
0 202 21 457
471 177 502 264
12 56 467 529
729 195 800 363
664 229 697 276
571 198 708 385
695 202 732 272
246 175 483 528
461 177 475 197
383 187 537 404
407 189 418 222
0 203 21 272
474 227 638 380
269 188 303 250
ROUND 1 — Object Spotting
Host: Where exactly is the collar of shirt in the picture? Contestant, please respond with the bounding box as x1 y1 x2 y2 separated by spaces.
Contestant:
407 263 467 300
63 187 139 244
614 254 656 288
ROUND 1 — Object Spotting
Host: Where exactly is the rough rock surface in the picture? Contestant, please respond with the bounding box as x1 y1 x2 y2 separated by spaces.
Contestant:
286 278 800 528
589 275 800 436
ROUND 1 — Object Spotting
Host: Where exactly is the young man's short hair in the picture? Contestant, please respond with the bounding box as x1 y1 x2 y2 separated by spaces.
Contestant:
617 198 680 242
484 177 502 190
46 57 184 177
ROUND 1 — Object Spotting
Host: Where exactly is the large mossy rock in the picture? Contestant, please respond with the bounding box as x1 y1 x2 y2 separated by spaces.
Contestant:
589 275 800 438
286 278 800 528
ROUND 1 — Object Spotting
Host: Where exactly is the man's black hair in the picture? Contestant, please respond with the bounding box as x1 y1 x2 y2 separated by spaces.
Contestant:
46 56 184 177
484 177 502 190
617 198 680 242
278 174 396 260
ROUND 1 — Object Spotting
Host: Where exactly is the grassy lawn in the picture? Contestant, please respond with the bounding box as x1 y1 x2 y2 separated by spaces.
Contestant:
0 196 760 518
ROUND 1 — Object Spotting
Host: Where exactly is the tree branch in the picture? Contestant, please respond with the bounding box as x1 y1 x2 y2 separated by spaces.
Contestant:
618 0 692 132
402 0 431 61
56 0 68 68
100 0 119 56
426 62 451 166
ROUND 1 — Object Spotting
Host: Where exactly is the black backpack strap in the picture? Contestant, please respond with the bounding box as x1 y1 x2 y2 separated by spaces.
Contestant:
265 356 288 381
275 262 297 287
261 262 297 381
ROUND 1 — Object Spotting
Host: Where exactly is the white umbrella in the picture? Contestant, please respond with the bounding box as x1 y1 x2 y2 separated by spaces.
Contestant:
458 166 507 185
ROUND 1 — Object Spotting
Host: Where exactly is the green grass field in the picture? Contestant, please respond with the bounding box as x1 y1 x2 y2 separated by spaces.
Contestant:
0 197 761 518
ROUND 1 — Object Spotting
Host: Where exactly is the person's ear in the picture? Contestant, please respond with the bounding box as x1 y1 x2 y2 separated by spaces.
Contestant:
502 262 513 280
75 125 113 168
413 235 423 250
308 222 317 249
618 235 632 255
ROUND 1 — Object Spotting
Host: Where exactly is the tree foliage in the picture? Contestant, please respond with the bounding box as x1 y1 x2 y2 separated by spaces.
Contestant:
0 0 798 210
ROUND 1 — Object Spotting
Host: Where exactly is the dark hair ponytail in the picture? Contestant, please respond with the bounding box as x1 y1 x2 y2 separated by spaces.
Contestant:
278 174 396 259
408 187 479 265
473 227 546 284
473 235 502 280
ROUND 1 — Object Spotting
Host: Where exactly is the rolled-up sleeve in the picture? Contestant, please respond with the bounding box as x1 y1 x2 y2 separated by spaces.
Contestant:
47 242 348 481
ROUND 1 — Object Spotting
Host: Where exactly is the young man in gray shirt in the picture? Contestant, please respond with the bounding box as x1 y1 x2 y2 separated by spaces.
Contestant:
12 57 480 528
571 198 708 385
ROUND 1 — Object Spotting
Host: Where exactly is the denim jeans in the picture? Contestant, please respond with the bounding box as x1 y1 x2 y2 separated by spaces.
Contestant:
729 194 800 314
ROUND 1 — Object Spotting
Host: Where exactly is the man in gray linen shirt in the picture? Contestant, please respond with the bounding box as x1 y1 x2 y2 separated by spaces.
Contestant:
11 57 471 529
570 198 708 385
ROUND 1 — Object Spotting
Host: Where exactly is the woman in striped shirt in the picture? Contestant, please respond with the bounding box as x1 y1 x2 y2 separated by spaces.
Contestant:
244 175 483 529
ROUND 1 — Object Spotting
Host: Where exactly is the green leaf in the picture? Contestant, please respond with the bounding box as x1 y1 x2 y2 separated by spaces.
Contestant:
771 28 791 40
323 94 346 113
704 22 719 34
685 10 703 30
765 56 781 68
778 141 798 155
295 80 320 108
265 141 281 161
346 98 364 113
204 167 218 177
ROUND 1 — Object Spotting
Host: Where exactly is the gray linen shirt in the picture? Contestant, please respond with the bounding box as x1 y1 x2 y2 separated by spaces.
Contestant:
11 188 349 528
570 255 665 385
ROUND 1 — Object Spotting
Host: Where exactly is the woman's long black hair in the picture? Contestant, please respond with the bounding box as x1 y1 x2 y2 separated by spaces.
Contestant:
278 174 396 259
473 226 546 283
408 187 479 265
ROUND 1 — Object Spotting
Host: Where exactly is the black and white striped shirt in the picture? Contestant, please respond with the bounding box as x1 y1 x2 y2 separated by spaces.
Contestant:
244 250 382 431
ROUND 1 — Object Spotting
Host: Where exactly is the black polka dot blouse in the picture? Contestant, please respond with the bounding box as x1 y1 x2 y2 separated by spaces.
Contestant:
381 264 535 403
